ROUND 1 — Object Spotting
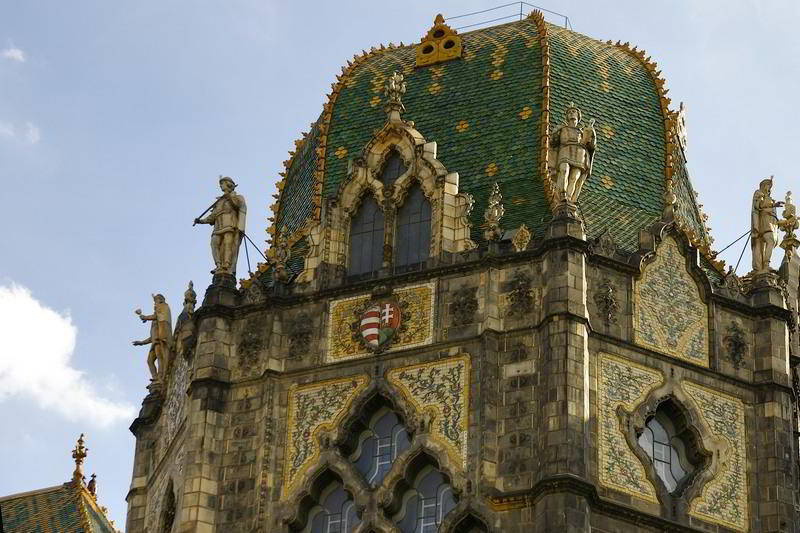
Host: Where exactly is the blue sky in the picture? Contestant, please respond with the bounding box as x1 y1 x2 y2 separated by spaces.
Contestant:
0 0 797 527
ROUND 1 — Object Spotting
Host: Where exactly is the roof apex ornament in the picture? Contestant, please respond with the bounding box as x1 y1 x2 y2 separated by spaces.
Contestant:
550 102 596 209
779 190 799 257
512 224 532 252
383 71 406 122
484 182 505 241
72 433 88 482
416 13 462 68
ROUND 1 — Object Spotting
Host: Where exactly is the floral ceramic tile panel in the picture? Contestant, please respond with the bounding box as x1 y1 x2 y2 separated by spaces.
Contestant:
282 375 369 498
684 381 749 531
597 352 662 502
634 236 709 366
387 355 470 469
326 281 435 362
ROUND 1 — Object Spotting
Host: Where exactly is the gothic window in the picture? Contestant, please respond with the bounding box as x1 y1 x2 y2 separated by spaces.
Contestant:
393 467 457 533
637 413 693 492
348 195 384 276
161 479 176 533
351 408 411 487
381 150 407 185
305 481 361 533
395 184 432 269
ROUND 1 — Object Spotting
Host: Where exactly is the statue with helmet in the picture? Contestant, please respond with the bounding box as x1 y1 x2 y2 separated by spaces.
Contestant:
550 102 597 206
751 176 784 273
194 176 247 276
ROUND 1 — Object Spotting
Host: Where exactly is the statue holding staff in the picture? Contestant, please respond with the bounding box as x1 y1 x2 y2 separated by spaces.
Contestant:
194 176 247 275
133 294 173 383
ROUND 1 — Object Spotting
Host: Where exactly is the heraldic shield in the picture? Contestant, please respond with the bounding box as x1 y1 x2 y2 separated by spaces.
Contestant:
359 300 402 348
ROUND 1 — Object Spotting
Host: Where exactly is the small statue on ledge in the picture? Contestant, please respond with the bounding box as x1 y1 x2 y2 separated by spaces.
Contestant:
551 102 596 206
133 293 173 384
751 176 784 273
779 191 799 257
194 176 247 276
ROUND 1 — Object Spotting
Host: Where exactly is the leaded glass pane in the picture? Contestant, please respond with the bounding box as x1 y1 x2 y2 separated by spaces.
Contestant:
306 483 360 533
381 151 407 185
394 468 457 533
395 185 431 268
637 414 692 493
349 196 384 276
352 410 411 487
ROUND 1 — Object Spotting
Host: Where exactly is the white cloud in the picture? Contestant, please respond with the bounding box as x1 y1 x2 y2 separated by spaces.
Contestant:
2 46 26 62
25 122 40 144
0 121 13 138
0 283 135 427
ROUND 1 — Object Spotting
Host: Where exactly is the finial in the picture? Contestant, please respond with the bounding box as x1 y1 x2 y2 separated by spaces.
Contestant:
417 13 462 67
383 71 406 120
72 433 88 482
484 182 505 241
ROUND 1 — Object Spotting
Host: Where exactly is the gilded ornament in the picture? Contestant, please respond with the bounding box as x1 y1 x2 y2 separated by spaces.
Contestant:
511 224 531 252
779 190 799 257
483 182 504 241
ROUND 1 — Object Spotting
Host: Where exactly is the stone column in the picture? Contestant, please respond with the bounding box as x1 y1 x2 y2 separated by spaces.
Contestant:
125 393 162 533
179 313 233 533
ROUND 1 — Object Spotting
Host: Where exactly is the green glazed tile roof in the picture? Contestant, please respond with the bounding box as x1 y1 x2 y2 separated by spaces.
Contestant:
273 17 712 256
0 481 117 533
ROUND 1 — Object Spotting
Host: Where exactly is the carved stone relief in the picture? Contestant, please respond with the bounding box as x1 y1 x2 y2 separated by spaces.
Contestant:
593 278 619 326
723 322 747 369
238 318 268 373
286 312 313 359
451 285 478 326
506 271 534 317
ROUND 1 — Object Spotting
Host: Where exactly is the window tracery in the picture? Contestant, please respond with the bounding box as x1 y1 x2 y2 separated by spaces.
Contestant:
395 184 432 269
636 405 700 495
381 150 407 186
351 408 411 487
393 466 457 533
304 481 360 533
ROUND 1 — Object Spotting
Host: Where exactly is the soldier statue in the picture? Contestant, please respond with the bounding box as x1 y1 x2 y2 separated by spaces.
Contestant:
551 102 596 205
751 176 784 273
133 293 173 383
194 176 247 275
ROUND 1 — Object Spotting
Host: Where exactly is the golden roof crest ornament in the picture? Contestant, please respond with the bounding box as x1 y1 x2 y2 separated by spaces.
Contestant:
416 14 463 67
512 224 531 252
72 433 88 482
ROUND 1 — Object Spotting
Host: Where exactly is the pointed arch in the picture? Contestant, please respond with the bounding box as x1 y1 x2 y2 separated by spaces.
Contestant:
160 478 176 533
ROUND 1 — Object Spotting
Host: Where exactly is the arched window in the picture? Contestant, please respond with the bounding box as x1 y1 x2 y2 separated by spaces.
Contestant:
381 150 407 185
395 184 432 269
161 479 176 533
349 196 384 276
304 481 360 533
637 413 693 492
393 467 457 533
351 408 411 487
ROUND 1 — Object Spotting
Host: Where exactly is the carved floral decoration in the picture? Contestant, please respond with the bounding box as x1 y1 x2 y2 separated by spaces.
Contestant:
451 286 478 326
506 271 534 317
723 322 747 370
594 278 619 326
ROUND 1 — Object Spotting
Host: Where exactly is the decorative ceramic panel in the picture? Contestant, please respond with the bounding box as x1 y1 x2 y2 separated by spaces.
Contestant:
597 352 662 502
387 355 470 468
634 236 709 366
326 281 435 362
282 375 369 498
684 381 749 531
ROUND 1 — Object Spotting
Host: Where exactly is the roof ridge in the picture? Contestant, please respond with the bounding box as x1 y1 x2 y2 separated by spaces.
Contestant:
527 10 556 211
0 483 69 503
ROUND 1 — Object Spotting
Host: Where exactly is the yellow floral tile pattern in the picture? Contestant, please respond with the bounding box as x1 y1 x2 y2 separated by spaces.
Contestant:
326 281 436 362
388 355 470 469
282 375 369 498
684 381 749 531
597 353 662 503
634 236 709 366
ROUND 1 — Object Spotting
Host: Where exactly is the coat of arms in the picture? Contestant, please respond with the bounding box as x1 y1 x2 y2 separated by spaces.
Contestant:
350 298 409 352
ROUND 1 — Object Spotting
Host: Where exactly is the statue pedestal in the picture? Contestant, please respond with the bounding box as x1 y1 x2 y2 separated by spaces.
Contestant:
749 271 784 307
548 202 586 240
203 273 239 307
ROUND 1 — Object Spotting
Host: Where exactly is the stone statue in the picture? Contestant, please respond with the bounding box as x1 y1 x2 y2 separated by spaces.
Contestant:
194 176 247 275
779 191 799 256
751 176 784 273
133 293 173 383
173 281 197 359
551 102 596 205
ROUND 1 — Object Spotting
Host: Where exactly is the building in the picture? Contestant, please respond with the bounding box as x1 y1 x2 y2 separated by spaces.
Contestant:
124 11 800 533
0 435 120 532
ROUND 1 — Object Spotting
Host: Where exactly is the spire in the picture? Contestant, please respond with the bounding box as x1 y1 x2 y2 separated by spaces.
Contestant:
71 433 88 482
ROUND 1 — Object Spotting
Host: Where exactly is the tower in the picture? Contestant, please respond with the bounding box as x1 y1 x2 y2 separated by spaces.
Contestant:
125 12 800 533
